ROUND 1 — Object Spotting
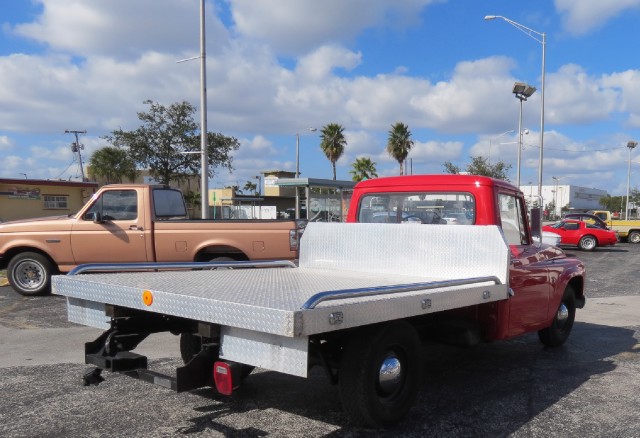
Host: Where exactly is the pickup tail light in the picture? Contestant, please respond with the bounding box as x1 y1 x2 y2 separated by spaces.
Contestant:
213 361 241 395
289 220 308 251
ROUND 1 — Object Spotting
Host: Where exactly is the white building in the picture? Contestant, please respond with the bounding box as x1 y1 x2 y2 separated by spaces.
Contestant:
519 184 608 219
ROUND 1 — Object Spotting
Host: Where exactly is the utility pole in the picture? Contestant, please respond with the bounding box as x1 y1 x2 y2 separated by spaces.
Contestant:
65 129 87 181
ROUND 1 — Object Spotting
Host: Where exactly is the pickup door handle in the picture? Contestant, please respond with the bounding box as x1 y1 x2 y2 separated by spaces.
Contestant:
129 225 144 231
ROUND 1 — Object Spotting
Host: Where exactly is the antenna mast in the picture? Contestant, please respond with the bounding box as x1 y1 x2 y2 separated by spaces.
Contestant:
65 129 87 181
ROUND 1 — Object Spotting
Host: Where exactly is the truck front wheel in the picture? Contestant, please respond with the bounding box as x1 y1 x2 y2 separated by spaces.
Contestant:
628 231 640 243
338 321 423 428
538 286 576 347
7 252 54 296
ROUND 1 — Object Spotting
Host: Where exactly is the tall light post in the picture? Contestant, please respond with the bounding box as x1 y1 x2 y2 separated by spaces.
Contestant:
513 82 536 187
488 129 515 164
295 127 318 219
552 176 568 219
198 0 209 219
626 141 638 220
295 127 318 178
485 15 546 196
177 0 209 218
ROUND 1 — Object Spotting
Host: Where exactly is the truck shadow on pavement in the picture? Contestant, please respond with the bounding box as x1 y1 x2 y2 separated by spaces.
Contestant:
181 321 637 437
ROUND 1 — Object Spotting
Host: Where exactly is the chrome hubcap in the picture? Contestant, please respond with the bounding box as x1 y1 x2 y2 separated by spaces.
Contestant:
15 261 44 288
378 353 402 395
556 303 569 327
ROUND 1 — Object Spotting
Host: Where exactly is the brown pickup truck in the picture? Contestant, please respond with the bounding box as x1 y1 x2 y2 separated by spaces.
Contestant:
0 184 303 296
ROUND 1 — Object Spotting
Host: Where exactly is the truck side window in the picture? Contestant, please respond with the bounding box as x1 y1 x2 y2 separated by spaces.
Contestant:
153 188 188 219
85 190 138 221
498 193 528 245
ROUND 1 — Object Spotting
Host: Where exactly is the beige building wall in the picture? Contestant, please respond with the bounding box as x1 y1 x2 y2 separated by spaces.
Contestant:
0 179 98 222
262 170 296 197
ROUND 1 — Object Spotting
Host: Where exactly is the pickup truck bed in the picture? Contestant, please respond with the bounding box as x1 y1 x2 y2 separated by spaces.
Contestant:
53 222 510 377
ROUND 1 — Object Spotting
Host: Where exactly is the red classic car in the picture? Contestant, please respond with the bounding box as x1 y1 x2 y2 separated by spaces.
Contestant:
543 219 618 251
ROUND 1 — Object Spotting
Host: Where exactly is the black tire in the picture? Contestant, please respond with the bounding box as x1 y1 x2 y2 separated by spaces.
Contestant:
205 256 236 270
538 286 576 347
7 252 55 296
628 231 640 244
179 333 206 364
179 333 254 378
578 235 597 251
338 321 423 428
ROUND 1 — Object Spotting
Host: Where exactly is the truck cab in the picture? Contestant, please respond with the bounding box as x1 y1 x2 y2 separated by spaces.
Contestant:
347 174 585 342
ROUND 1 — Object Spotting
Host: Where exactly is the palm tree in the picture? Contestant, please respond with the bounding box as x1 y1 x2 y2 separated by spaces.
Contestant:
386 122 414 175
243 180 258 195
88 146 138 183
349 157 378 182
319 123 347 180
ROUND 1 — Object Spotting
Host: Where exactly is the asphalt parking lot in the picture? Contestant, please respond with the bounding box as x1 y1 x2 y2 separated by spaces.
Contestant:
0 245 639 438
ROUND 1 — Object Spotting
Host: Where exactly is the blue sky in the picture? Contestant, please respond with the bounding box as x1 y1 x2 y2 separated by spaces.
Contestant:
2 0 640 199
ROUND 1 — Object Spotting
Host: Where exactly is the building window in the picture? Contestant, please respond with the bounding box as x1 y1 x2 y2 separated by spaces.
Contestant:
44 195 69 209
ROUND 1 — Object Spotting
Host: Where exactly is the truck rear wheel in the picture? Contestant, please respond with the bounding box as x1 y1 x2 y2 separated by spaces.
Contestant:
338 321 423 428
538 286 576 347
7 252 54 296
628 231 640 244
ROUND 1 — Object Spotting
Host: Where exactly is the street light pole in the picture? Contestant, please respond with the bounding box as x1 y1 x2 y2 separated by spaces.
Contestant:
199 0 209 219
512 82 536 187
626 141 638 220
175 1 208 218
295 127 318 178
485 15 546 196
552 175 569 219
294 127 318 219
488 129 515 164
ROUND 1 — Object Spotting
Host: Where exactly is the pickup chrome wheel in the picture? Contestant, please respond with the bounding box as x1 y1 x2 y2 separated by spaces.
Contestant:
338 321 423 428
578 235 597 251
538 286 576 347
628 231 640 244
7 252 54 296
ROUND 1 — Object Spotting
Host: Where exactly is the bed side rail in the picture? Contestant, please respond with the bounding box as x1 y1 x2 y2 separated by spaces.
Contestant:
301 276 503 309
67 260 296 275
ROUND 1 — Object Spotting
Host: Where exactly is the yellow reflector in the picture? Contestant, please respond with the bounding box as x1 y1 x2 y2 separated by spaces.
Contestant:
142 290 154 306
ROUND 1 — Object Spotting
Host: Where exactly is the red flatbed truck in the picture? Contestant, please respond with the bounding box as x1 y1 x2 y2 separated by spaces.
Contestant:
52 174 585 428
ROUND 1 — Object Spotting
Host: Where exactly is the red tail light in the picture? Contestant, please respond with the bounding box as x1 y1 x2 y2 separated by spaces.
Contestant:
213 361 245 395
213 361 234 395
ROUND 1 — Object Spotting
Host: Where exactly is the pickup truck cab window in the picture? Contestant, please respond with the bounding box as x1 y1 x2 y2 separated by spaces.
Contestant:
498 193 528 245
153 188 188 219
357 192 475 225
84 190 137 221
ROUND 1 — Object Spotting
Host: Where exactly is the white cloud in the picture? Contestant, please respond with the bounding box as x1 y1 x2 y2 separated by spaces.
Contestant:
0 135 13 150
11 0 229 60
555 0 640 35
296 46 362 81
229 0 433 55
545 64 618 125
409 57 518 134
601 69 640 128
